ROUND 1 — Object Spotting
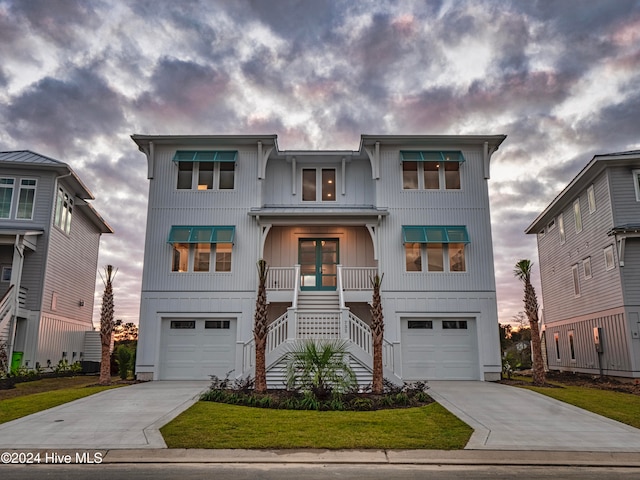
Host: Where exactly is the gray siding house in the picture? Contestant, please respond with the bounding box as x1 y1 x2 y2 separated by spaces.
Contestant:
133 134 506 384
526 150 640 379
0 151 113 371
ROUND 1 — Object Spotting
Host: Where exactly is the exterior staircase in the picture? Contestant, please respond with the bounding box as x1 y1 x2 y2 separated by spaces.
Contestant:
0 286 16 368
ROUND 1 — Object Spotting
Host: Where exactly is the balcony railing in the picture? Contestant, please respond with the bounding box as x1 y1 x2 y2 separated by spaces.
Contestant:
266 266 377 291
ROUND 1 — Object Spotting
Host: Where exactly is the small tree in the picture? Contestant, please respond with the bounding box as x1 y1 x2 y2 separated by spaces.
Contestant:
99 265 117 386
285 339 357 399
514 259 546 386
370 273 384 394
254 259 269 393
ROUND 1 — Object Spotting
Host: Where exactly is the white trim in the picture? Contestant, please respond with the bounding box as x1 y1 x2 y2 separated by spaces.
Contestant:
633 169 640 202
558 213 565 244
582 257 592 279
604 244 615 271
587 184 596 213
0 177 15 219
571 264 580 297
16 178 37 221
573 198 582 233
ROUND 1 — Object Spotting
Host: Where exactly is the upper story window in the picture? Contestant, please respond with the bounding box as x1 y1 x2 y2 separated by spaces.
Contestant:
400 151 464 190
604 245 615 270
0 178 15 219
587 184 596 213
583 257 592 279
573 198 582 233
302 168 336 202
168 225 235 273
571 264 580 296
632 170 640 201
54 186 73 234
558 214 565 244
16 179 37 220
403 226 469 273
173 150 237 190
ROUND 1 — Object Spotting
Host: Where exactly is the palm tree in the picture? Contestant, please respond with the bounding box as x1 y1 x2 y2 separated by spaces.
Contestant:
99 265 117 386
254 259 269 393
285 339 357 399
514 259 546 386
370 273 384 394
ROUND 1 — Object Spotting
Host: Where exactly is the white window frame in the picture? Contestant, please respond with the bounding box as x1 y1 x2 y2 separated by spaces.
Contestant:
583 257 592 279
171 243 233 273
587 184 596 213
573 199 582 233
604 245 615 270
54 186 73 234
633 170 640 202
401 161 461 190
16 178 37 220
301 167 337 203
177 162 236 190
572 264 580 297
0 177 15 219
404 243 467 273
558 214 565 244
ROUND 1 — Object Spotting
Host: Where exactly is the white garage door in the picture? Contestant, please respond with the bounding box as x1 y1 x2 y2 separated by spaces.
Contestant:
160 319 236 380
401 318 478 380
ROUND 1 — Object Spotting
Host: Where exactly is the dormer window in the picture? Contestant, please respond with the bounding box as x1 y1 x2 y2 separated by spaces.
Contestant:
302 168 336 202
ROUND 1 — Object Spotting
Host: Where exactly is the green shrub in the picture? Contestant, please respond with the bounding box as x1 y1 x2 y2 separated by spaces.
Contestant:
115 345 132 380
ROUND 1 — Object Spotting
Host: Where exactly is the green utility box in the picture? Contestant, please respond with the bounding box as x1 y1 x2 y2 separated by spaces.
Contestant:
11 351 23 372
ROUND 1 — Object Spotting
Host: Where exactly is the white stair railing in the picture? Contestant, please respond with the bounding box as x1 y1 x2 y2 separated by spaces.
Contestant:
266 311 289 353
347 312 372 354
292 264 301 308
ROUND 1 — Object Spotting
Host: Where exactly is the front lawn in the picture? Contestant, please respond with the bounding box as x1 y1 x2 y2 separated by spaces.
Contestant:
511 376 640 429
161 401 472 449
0 376 123 424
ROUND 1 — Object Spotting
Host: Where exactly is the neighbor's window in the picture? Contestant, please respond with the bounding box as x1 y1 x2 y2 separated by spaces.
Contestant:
604 245 615 270
558 214 565 244
0 178 14 219
554 332 560 361
633 170 640 201
587 184 596 213
583 257 592 279
16 179 37 220
572 264 580 296
54 186 73 234
568 331 576 361
573 199 582 233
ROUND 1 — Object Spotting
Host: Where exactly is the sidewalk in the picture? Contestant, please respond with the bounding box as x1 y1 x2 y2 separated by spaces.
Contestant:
2 448 640 467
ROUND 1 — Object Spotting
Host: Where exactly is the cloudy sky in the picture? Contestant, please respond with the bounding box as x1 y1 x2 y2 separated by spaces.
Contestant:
1 0 639 327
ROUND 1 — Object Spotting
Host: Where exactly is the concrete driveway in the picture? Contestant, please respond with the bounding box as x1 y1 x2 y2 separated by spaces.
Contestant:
0 381 209 449
428 381 640 452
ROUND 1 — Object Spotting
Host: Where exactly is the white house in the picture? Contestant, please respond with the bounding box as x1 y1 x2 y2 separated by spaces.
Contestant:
0 151 113 372
132 134 506 384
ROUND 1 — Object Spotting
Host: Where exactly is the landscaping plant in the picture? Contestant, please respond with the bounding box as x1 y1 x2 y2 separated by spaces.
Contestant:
253 259 269 393
99 265 117 386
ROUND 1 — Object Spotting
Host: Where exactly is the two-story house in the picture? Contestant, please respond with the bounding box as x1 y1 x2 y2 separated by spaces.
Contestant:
0 151 113 372
133 134 506 384
526 150 640 379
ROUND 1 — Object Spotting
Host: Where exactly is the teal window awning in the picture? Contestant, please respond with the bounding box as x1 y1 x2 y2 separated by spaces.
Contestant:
402 226 470 244
400 151 465 163
168 226 235 244
172 151 237 162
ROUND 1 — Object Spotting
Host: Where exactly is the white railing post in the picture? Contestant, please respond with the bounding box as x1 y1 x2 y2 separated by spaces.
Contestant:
336 264 345 309
292 264 300 308
287 307 297 340
340 309 349 340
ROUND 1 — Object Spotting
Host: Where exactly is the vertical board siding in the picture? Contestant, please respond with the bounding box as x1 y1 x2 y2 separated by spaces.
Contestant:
36 314 91 367
537 170 622 323
42 186 101 324
545 310 632 374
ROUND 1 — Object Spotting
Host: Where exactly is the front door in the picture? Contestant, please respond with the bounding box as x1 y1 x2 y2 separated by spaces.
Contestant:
299 239 338 290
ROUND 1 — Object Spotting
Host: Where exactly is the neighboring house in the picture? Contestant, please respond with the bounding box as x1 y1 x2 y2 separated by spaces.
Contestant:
132 134 506 384
526 150 640 379
0 151 113 372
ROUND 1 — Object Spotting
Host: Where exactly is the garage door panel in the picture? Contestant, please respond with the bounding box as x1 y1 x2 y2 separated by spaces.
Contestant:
401 318 478 380
160 318 236 380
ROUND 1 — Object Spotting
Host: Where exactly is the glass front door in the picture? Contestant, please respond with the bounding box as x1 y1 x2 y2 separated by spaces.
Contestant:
299 238 338 290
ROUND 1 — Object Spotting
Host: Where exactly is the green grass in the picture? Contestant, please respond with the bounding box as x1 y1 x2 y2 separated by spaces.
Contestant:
161 401 472 449
511 376 640 429
0 378 122 424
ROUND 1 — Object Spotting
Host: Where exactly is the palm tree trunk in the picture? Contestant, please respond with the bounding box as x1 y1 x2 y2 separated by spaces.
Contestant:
99 265 116 386
370 274 384 394
254 260 269 393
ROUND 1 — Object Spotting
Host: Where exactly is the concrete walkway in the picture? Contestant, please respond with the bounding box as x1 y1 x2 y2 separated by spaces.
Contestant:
0 381 209 449
428 381 640 452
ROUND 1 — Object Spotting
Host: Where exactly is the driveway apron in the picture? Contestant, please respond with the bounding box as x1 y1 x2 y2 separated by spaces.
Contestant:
0 381 209 449
428 381 640 452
